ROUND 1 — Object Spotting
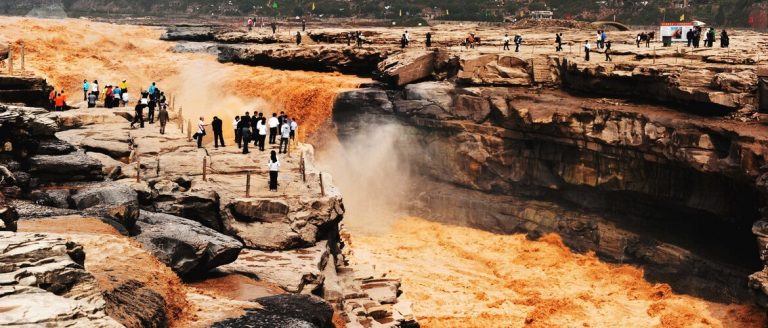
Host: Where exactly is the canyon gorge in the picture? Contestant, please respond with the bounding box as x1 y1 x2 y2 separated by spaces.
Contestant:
1 15 768 327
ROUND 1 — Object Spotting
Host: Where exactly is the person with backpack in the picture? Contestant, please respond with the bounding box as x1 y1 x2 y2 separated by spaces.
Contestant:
514 34 522 52
194 117 207 148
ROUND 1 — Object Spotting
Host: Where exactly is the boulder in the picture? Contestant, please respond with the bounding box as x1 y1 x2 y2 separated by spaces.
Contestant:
131 211 243 278
80 138 131 158
404 81 456 110
86 152 124 177
160 26 215 42
36 139 76 155
0 232 122 327
452 94 492 123
153 189 223 231
30 189 72 208
29 151 104 183
457 54 532 86
377 51 436 86
218 241 329 293
229 199 289 223
71 183 139 230
334 89 393 114
712 71 758 93
0 193 18 232
0 104 58 137
212 294 334 328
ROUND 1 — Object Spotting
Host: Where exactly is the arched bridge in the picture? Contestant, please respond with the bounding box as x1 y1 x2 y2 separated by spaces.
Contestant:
591 21 631 31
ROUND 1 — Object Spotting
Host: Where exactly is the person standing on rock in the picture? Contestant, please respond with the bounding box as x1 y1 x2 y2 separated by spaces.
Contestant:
233 116 241 148
268 113 279 145
87 91 97 108
514 34 522 52
237 112 250 151
147 94 156 123
555 33 562 52
54 91 66 111
426 32 432 48
119 79 128 94
584 40 591 62
268 150 280 192
686 29 693 47
279 119 290 154
104 85 113 108
195 117 207 148
247 18 254 31
258 116 267 151
604 41 612 62
48 89 56 110
158 105 169 134
130 103 145 129
212 116 225 148
251 112 260 148
503 33 510 51
271 22 277 34
302 19 306 32
296 31 302 46
346 32 352 46
400 33 407 49
91 80 99 100
720 30 729 48
290 117 298 141
82 80 90 101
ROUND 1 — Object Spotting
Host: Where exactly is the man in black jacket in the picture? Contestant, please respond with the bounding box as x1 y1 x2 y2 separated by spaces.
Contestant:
212 116 225 148
239 112 251 154
130 104 145 129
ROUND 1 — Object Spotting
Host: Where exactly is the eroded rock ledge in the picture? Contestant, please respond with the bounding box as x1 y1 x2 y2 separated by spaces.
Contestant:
333 82 768 304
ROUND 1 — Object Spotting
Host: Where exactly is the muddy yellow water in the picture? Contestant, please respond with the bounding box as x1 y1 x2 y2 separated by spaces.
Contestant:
349 217 766 328
4 16 767 328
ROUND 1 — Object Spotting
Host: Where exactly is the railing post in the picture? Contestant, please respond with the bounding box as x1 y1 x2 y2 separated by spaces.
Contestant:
7 43 13 75
202 157 207 181
155 157 160 177
187 120 192 142
245 172 251 197
319 172 325 196
136 157 141 183
20 42 24 72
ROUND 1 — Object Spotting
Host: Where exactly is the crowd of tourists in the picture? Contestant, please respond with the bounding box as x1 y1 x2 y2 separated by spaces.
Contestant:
193 111 299 192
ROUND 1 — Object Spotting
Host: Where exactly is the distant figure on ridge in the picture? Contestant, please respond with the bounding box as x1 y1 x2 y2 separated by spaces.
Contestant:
503 33 510 51
720 30 729 48
555 33 562 52
604 41 612 62
514 34 522 52
296 31 302 45
426 32 432 48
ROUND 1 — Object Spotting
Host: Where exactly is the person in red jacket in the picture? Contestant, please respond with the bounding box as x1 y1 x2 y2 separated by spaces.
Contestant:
54 91 66 111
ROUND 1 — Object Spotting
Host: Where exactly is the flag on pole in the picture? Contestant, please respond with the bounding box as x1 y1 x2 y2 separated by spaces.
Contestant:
679 14 685 21
311 2 315 11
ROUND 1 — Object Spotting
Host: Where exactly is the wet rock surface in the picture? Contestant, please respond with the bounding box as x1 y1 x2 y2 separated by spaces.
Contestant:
212 294 333 328
0 232 122 327
131 211 243 278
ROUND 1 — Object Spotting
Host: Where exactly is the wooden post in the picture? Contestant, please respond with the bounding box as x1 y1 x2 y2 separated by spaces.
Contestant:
20 42 24 72
187 120 192 142
136 157 141 183
202 157 207 181
319 172 325 196
300 153 306 182
7 43 12 75
652 46 656 64
245 172 251 197
155 157 160 177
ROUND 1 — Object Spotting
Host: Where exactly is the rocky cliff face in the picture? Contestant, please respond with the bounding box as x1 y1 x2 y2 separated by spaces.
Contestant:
329 49 768 305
